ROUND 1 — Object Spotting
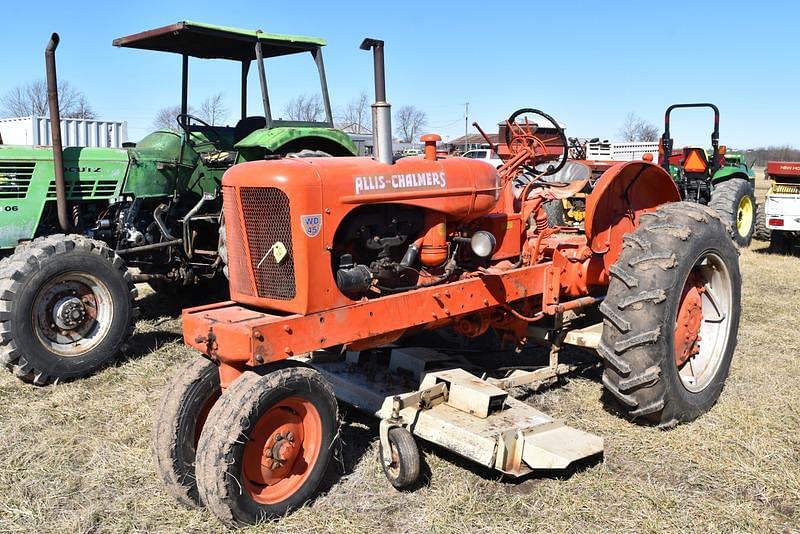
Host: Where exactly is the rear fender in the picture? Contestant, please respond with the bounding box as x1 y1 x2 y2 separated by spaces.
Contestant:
712 166 754 183
585 161 680 268
234 127 357 156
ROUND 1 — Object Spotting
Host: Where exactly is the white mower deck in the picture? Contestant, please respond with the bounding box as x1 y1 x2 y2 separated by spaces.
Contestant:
298 346 603 477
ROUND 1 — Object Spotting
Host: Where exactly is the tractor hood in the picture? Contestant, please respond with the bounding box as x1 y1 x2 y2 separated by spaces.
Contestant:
234 127 357 155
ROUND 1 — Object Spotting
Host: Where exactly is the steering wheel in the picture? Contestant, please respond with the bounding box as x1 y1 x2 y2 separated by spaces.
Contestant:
176 113 226 148
504 108 568 176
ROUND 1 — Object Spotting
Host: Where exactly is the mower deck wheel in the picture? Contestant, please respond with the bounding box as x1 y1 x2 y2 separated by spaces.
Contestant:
379 426 421 490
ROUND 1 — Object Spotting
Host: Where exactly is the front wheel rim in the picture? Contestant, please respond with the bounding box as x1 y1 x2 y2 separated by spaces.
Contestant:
242 396 323 505
673 252 733 392
736 195 754 237
32 272 114 357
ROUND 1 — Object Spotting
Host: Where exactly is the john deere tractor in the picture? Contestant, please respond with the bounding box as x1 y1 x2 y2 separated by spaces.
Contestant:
0 22 356 384
660 103 756 246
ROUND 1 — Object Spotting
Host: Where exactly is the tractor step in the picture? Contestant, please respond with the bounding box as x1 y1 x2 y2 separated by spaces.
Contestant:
300 348 603 477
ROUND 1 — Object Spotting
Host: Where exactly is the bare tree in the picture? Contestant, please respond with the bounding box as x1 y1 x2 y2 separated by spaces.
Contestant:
283 94 323 122
336 92 370 134
152 105 187 132
394 105 427 143
199 92 228 126
619 112 660 142
0 79 95 119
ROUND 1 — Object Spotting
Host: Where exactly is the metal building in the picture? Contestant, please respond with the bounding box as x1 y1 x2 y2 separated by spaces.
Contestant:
0 116 128 148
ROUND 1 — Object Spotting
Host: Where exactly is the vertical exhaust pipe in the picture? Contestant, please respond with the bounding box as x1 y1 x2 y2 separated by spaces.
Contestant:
360 38 392 164
45 33 74 233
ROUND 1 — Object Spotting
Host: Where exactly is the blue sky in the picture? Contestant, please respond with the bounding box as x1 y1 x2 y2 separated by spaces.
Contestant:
0 0 795 148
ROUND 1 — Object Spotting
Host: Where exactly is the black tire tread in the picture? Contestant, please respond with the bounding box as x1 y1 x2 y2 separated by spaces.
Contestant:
709 178 755 246
195 365 337 527
0 234 137 385
599 202 740 426
152 358 219 509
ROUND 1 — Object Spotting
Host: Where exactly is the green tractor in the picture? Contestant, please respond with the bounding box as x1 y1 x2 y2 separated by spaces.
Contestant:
0 21 356 385
660 103 756 246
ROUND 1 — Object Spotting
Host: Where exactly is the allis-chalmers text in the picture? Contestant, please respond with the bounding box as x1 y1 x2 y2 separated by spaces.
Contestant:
354 171 447 195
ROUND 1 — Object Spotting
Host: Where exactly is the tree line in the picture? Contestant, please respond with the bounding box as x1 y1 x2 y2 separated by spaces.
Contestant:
3 80 796 160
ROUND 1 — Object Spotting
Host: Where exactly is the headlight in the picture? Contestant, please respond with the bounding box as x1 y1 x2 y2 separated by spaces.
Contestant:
470 231 496 258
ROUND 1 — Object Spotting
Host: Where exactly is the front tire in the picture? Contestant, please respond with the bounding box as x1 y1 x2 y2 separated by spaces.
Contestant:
0 234 136 385
195 364 338 526
709 178 755 246
152 358 221 508
599 202 740 427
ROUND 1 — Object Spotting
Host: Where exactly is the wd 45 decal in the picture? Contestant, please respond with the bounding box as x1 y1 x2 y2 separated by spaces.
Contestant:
301 214 322 237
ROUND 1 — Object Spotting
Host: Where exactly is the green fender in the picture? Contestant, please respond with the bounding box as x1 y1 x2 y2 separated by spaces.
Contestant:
234 126 357 156
712 165 754 184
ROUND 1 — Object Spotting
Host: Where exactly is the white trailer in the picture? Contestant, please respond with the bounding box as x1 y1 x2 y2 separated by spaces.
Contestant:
586 140 659 162
764 161 800 253
0 116 128 148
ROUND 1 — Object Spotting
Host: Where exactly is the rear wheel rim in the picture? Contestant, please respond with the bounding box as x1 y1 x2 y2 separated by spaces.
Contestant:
736 194 754 237
32 272 114 357
673 252 733 392
242 396 322 505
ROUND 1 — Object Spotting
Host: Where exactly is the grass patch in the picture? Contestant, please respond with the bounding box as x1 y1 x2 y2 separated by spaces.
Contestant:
0 222 798 532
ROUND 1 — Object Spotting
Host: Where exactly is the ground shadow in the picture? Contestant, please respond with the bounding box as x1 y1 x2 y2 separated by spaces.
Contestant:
119 329 183 364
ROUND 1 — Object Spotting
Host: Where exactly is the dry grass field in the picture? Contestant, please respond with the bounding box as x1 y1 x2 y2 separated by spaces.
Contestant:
0 177 798 533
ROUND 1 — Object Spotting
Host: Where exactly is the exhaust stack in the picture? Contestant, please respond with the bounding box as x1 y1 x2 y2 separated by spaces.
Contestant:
360 38 392 165
45 33 74 233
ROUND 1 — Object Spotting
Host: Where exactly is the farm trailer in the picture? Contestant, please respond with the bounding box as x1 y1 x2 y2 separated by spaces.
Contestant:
762 161 800 253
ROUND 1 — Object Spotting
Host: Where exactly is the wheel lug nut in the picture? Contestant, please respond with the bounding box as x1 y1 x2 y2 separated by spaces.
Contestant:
274 434 283 441
286 432 294 443
265 449 272 459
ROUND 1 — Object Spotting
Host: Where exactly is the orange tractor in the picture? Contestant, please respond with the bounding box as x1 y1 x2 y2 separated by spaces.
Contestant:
153 39 741 526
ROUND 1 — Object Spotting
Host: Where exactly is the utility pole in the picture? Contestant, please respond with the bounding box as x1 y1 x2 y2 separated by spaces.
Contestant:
464 102 469 154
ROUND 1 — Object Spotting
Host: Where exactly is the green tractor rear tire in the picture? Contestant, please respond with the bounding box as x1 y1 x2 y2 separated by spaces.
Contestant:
709 178 756 246
754 201 771 242
0 235 137 385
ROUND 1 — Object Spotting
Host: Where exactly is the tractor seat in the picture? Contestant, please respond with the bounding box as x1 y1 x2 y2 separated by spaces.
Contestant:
234 116 267 143
513 160 592 199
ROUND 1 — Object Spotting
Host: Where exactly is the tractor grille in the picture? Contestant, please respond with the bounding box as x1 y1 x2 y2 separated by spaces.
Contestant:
47 179 119 199
239 187 296 300
222 187 255 297
773 183 800 195
0 161 36 199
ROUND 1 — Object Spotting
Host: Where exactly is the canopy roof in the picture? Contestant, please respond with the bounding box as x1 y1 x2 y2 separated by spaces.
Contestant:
112 20 326 61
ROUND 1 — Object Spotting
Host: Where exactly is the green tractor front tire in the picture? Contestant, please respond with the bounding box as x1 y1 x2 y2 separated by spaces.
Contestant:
0 235 137 385
709 178 756 246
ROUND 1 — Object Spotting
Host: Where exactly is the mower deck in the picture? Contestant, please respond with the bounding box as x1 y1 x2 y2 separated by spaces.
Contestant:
295 347 603 476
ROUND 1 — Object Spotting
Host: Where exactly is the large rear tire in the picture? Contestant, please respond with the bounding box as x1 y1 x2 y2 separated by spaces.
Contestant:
753 201 771 241
709 178 755 246
599 202 740 427
195 364 337 526
0 234 136 385
152 358 221 508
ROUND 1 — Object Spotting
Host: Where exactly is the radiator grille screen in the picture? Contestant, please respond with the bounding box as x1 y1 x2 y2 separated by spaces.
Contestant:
239 187 296 300
222 187 254 296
